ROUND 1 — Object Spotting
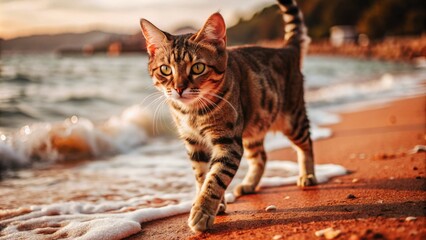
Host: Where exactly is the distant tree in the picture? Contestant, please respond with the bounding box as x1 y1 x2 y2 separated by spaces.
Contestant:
299 0 374 39
227 5 283 45
357 0 426 38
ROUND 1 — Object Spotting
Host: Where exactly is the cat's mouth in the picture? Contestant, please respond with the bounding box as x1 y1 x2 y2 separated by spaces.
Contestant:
166 88 201 104
176 95 196 104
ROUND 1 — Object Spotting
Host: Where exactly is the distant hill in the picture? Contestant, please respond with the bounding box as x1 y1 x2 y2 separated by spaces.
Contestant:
227 5 283 46
227 0 425 45
1 31 127 53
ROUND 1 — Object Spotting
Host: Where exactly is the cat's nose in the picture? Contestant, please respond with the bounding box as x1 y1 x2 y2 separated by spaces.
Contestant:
176 87 186 96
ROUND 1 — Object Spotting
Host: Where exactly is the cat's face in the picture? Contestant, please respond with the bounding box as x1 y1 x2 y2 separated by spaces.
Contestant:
140 13 228 107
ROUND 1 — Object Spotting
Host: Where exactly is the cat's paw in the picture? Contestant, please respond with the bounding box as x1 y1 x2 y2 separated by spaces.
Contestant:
233 184 256 197
217 199 227 215
297 174 317 187
188 206 215 232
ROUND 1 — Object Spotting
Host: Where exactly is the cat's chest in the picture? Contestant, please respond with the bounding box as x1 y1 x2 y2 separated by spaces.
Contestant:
178 114 195 131
175 113 204 136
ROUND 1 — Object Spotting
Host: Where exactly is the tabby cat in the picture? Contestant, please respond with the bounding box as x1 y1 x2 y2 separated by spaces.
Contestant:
140 0 316 232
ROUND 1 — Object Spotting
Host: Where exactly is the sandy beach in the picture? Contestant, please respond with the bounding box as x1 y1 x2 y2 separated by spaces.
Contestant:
127 95 426 240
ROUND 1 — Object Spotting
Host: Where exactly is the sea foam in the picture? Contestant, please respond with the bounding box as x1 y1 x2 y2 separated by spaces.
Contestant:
0 151 346 240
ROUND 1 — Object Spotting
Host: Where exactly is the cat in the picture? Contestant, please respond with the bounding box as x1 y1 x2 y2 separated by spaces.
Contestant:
139 0 316 232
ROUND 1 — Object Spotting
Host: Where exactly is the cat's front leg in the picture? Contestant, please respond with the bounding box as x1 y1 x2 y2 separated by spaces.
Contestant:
188 136 243 232
184 137 210 195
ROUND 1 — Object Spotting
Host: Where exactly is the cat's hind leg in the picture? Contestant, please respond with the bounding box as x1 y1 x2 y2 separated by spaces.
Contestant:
284 110 317 187
233 137 267 196
217 196 227 214
292 139 317 187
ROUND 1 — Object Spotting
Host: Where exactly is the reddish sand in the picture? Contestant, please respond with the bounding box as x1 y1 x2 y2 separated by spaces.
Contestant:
127 96 426 240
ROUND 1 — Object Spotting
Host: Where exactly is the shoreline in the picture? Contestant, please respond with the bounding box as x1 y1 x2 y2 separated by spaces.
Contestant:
308 36 426 64
128 95 426 240
258 35 426 64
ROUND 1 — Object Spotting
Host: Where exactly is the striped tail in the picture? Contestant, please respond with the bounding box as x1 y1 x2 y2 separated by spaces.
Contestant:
277 0 310 67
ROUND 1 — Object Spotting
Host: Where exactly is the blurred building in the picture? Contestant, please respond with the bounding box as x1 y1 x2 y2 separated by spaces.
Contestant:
330 26 357 47
59 33 147 56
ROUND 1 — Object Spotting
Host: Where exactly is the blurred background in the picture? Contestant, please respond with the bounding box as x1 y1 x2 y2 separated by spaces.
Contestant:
1 0 425 56
0 0 425 171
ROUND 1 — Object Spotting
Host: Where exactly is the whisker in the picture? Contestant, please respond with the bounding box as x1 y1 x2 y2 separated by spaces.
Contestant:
143 94 170 135
139 91 164 107
146 96 163 133
152 97 168 135
160 108 175 134
203 92 238 115
197 96 219 123
197 97 209 115
196 98 209 119
144 95 167 110
155 96 176 135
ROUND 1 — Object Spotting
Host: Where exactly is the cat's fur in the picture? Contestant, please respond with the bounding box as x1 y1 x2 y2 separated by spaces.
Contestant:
140 0 316 232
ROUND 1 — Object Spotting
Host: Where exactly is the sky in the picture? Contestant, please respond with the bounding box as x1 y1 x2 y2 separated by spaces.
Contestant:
0 0 276 39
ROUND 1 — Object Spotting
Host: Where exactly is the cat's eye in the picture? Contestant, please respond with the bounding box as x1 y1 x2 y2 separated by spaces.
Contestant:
191 63 205 75
160 65 172 76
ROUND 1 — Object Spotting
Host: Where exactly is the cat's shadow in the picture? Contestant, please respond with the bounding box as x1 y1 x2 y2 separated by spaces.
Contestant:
205 177 424 234
208 199 423 234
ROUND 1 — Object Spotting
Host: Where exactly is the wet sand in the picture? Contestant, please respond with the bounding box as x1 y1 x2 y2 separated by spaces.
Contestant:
127 95 426 240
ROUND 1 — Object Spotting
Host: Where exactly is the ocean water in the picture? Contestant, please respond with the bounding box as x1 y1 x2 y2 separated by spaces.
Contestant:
1 53 424 165
0 53 425 239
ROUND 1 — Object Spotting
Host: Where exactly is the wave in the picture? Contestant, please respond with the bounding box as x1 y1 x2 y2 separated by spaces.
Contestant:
3 74 40 85
55 94 119 104
0 108 39 120
306 72 426 108
0 105 158 174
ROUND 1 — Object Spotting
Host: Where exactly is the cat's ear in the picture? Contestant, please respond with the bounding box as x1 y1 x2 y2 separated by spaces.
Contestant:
140 19 168 57
193 12 226 47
